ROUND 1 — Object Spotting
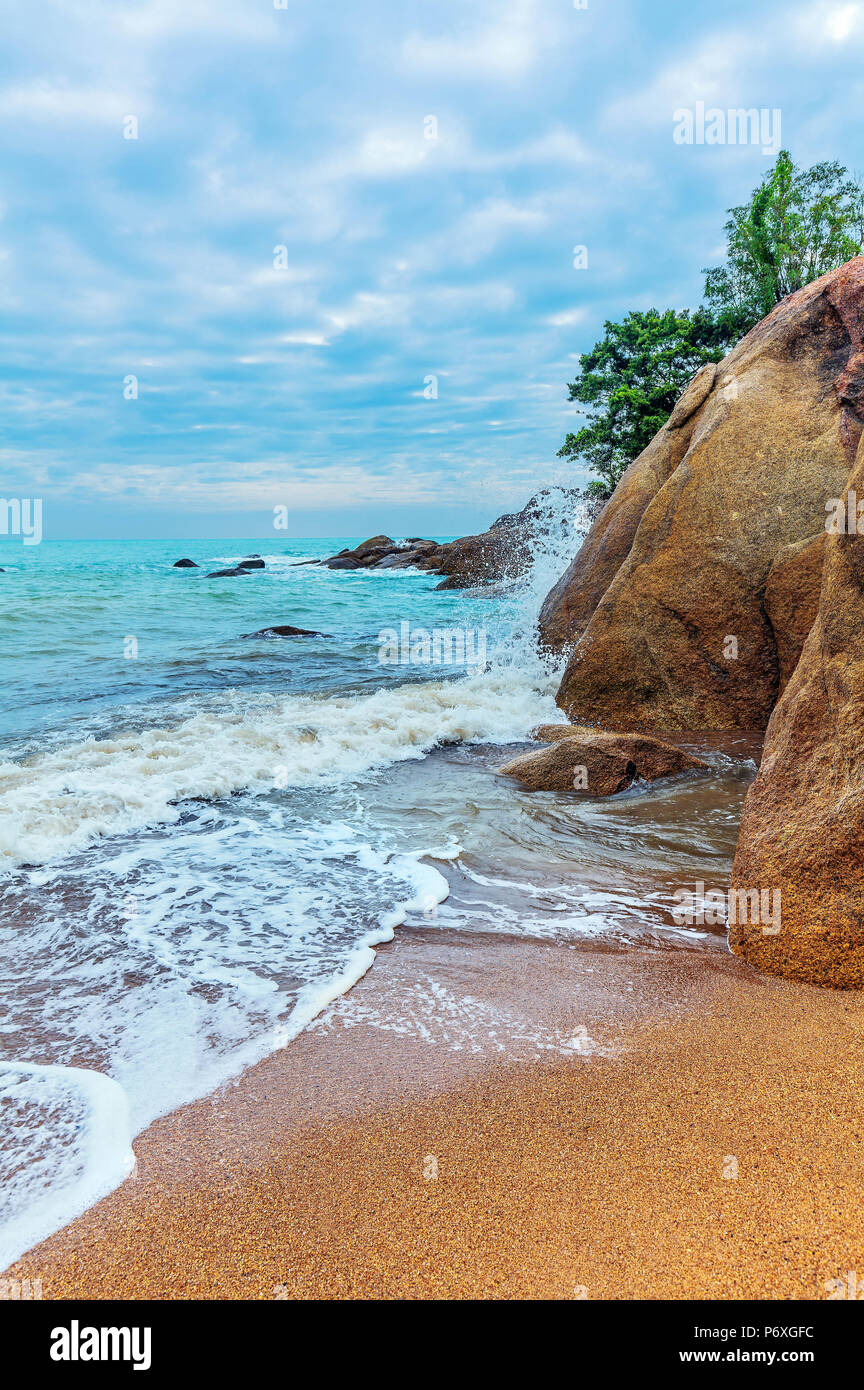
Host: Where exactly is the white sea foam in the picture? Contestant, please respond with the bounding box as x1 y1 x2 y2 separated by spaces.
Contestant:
0 820 454 1268
0 668 557 869
0 489 585 1266
310 970 603 1059
0 1063 135 1272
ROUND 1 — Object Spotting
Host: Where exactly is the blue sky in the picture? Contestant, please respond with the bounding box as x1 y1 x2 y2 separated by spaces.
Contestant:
1 0 863 539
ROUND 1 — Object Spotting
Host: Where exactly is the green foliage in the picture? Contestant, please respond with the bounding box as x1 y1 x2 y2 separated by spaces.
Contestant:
703 149 864 335
560 151 864 497
557 308 728 496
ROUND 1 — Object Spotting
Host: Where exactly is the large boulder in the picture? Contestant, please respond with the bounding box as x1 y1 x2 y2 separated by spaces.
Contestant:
730 436 864 988
764 533 825 693
542 258 864 732
539 365 717 651
497 727 706 796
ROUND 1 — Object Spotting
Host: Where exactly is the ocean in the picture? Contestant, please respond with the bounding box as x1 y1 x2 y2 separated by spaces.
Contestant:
0 514 756 1268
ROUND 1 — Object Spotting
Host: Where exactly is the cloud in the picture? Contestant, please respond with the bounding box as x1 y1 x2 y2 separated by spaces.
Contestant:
0 82 139 123
402 0 551 78
0 0 860 533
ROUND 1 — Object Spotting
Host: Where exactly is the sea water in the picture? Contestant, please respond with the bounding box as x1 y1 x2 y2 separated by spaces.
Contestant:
0 502 756 1266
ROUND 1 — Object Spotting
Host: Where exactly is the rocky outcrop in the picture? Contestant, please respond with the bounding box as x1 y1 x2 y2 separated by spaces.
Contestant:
173 558 198 568
326 556 361 570
497 726 707 796
541 259 864 733
729 435 864 988
538 366 717 651
317 489 579 588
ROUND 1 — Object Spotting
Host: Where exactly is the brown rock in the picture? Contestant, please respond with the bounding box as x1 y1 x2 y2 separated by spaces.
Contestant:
353 535 394 557
320 490 579 586
434 574 474 591
241 625 323 639
764 533 825 691
730 434 864 988
497 730 707 796
538 364 718 652
542 259 864 731
531 722 600 742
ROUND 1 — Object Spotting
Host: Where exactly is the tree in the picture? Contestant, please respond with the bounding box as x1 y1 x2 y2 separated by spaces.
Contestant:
560 151 864 498
557 307 727 497
703 149 864 336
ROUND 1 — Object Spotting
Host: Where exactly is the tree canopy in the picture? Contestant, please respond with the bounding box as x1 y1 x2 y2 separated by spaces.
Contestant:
562 151 864 497
557 308 727 496
703 149 864 337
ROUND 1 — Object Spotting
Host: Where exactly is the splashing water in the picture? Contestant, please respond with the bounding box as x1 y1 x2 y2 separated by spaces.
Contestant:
0 510 756 1269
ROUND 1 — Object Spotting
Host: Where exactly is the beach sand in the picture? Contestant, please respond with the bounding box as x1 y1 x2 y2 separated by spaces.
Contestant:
6 923 864 1301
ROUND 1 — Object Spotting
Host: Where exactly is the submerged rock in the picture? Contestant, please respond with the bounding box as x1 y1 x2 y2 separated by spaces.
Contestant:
241 624 323 638
206 566 250 578
730 434 864 988
541 258 864 732
173 558 198 568
497 729 707 796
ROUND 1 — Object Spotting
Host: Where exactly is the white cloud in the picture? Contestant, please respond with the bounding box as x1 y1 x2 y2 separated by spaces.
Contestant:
607 1 864 133
0 82 139 123
547 307 589 328
71 0 275 41
402 0 554 78
803 1 864 44
64 459 452 511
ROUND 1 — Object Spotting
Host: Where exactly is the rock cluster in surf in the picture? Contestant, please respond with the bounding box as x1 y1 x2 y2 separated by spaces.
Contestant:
313 489 580 590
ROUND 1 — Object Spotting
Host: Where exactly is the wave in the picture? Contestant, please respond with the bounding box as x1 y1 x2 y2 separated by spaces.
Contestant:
0 667 559 869
0 825 453 1270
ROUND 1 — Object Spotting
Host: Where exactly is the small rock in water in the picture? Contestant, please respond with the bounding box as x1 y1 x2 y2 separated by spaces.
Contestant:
206 566 251 578
173 558 198 568
237 558 265 569
497 730 707 797
241 625 323 639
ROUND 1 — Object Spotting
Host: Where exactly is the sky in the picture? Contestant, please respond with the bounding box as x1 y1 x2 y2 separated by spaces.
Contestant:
1 0 863 539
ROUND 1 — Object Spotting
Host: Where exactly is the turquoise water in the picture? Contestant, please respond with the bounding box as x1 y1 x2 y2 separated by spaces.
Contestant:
0 537 501 746
0 528 569 1265
0 516 755 1268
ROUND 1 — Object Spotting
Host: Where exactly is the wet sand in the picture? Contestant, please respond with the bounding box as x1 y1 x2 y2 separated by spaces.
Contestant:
7 924 864 1300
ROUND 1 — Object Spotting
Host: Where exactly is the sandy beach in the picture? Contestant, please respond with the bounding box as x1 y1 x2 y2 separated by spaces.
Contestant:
7 922 864 1302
